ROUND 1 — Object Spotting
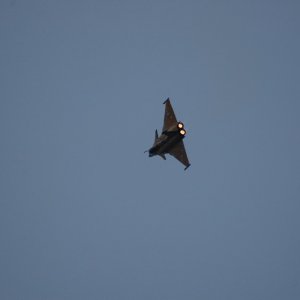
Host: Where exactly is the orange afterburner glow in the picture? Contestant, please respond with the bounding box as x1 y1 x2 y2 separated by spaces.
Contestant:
177 122 184 129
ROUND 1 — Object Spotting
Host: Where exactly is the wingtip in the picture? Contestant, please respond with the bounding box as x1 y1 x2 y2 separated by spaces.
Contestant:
163 98 170 104
184 164 191 171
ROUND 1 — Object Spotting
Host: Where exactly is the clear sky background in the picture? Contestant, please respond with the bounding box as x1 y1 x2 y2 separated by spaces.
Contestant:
1 1 300 299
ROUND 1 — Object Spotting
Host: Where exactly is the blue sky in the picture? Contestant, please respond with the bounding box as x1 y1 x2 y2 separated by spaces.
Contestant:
1 1 300 299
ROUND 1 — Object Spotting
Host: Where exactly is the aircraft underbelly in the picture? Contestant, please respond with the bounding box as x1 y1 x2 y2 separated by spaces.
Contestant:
159 134 183 154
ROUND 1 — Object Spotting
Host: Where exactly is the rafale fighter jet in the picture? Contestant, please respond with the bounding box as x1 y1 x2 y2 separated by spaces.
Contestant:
145 98 191 170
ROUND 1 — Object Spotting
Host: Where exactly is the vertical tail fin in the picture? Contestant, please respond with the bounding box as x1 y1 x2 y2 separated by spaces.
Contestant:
152 129 159 147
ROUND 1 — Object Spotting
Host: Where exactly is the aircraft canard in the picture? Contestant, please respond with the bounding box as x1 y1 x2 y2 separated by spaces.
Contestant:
145 98 191 170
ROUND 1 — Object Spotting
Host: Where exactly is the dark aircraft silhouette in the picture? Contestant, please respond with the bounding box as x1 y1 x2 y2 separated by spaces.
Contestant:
145 98 191 170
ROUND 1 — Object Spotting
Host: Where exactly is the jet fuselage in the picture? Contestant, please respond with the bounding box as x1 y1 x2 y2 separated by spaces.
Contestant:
149 130 184 157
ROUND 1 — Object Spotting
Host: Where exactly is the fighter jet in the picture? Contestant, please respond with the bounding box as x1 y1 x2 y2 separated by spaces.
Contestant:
145 98 191 170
